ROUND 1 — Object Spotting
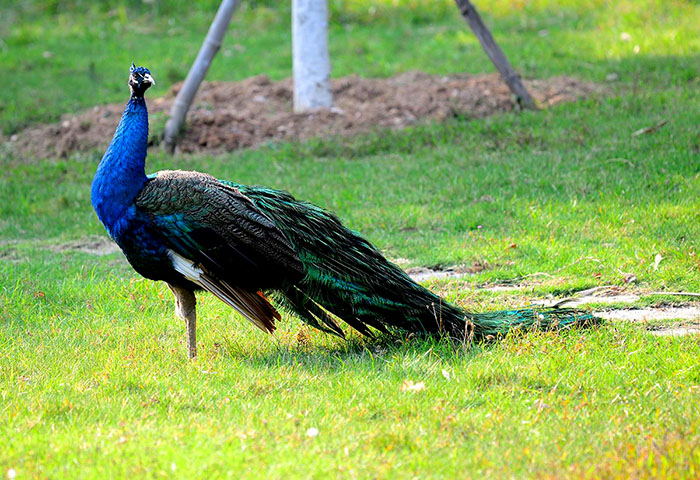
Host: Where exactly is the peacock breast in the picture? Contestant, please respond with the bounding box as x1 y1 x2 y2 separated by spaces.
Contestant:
110 207 176 282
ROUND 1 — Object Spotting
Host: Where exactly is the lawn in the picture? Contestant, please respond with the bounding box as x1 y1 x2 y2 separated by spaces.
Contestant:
1 0 699 478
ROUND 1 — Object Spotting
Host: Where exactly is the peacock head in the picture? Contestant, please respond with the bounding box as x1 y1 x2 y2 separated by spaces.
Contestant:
128 62 155 97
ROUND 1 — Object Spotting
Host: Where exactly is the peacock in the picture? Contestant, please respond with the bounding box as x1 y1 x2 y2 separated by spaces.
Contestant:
91 64 599 358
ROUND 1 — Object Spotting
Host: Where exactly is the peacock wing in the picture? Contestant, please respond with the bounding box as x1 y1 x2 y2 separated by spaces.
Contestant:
223 182 448 335
135 170 305 332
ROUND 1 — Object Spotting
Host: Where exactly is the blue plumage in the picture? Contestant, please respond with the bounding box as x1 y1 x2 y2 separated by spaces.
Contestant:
91 66 174 284
92 65 600 359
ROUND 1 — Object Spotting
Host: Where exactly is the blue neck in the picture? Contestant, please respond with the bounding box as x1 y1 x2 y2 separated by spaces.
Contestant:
91 95 149 235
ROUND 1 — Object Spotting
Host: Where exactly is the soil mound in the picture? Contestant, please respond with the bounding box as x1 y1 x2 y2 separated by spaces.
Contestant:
4 72 600 158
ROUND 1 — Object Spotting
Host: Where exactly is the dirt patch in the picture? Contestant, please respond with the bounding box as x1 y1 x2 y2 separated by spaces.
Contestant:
536 294 642 307
406 261 490 282
530 286 700 326
599 307 700 323
416 280 700 331
648 325 700 337
48 236 120 256
528 286 700 334
4 72 601 159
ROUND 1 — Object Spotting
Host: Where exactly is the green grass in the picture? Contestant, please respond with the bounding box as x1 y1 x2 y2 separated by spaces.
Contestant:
2 0 700 477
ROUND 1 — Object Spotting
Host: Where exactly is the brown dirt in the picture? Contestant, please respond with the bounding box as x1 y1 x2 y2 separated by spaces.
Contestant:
405 262 490 282
410 272 700 332
47 235 121 256
4 72 601 159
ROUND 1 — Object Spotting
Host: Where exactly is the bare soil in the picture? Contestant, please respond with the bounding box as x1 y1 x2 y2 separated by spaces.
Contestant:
4 72 601 159
409 270 700 332
47 235 121 256
405 261 490 282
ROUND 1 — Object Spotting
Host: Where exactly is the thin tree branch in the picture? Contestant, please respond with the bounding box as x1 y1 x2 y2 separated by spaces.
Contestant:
454 0 537 110
163 0 241 154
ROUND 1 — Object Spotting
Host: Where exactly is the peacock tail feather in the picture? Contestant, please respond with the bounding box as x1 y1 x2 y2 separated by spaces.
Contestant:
221 181 601 339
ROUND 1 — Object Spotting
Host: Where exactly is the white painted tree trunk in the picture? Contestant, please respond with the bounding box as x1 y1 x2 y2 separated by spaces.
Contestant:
292 0 333 112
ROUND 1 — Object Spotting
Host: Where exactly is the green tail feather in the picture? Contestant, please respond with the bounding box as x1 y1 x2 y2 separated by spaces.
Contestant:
461 307 601 339
221 179 602 339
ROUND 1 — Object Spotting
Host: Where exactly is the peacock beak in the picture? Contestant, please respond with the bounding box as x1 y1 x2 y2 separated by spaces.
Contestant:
143 73 155 86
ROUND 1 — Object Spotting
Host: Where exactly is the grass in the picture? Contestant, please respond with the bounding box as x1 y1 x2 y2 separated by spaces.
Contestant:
1 0 700 477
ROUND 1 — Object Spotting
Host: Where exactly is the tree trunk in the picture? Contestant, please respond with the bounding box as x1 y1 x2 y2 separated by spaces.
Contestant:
292 0 333 112
163 0 241 153
454 0 537 110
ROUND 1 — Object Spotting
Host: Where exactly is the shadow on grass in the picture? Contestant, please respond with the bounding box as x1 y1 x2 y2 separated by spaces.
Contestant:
207 314 607 376
216 330 486 373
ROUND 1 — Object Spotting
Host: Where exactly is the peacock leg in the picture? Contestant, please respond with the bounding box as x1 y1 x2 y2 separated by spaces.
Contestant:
167 284 197 359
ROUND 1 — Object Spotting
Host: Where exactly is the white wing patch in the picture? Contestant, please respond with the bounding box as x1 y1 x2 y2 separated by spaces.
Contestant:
167 249 277 333
168 249 204 283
